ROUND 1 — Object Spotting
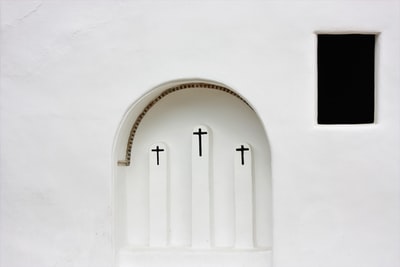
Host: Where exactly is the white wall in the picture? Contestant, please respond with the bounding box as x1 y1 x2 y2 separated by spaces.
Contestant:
1 1 399 267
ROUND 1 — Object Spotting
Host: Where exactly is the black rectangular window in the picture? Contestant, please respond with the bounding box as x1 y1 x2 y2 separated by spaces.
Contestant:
317 34 375 124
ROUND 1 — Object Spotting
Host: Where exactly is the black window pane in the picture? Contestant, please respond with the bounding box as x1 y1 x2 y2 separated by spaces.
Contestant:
318 34 375 124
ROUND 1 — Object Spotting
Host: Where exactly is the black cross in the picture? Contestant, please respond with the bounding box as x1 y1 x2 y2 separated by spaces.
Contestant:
236 145 249 166
151 145 164 165
193 128 208 157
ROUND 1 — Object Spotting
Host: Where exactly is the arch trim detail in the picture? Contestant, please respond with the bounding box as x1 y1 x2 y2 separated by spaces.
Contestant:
117 82 252 166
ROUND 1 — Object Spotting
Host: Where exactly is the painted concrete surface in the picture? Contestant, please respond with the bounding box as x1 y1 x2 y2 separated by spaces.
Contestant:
1 1 399 266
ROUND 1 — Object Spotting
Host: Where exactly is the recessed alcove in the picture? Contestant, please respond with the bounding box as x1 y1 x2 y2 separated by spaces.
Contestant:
113 79 272 267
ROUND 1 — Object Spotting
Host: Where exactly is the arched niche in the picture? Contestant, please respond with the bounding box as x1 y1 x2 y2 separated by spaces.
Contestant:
113 79 272 267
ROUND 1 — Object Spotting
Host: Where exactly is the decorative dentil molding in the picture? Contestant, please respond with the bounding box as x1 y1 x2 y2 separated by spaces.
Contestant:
118 82 251 166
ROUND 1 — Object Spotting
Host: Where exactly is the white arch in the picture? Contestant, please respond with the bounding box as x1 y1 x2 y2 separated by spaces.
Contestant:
112 79 272 267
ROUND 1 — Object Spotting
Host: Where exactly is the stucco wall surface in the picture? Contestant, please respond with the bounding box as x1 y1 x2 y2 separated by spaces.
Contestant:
1 1 399 267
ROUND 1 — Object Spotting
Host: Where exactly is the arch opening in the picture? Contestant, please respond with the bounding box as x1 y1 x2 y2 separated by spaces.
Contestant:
113 79 272 267
117 81 252 166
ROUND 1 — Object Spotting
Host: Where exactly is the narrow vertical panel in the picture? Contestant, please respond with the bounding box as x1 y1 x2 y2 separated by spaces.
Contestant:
192 125 211 248
234 143 253 248
126 162 149 246
169 154 191 247
213 160 235 248
169 153 191 247
149 143 168 247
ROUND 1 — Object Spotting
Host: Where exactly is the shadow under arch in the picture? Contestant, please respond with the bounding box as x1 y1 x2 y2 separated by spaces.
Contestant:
117 80 254 166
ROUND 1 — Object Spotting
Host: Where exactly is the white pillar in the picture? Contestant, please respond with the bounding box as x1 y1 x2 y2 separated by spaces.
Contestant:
191 125 211 248
234 143 254 248
149 142 168 247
